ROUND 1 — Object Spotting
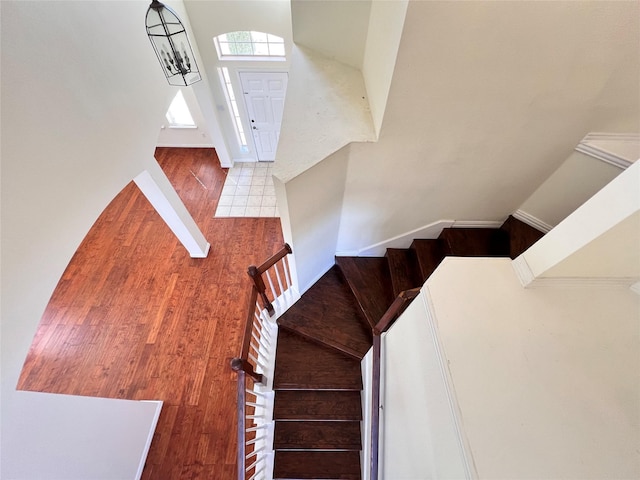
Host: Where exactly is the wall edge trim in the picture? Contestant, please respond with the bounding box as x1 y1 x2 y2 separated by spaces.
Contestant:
513 210 553 233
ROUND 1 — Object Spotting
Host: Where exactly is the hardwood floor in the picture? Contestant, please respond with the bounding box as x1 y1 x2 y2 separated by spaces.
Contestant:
17 147 284 479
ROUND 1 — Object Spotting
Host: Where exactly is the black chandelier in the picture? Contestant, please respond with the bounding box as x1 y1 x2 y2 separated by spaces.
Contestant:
145 0 201 86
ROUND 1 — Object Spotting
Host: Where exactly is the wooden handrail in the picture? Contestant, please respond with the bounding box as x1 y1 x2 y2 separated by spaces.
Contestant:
370 334 382 480
373 287 420 335
370 286 421 480
238 288 259 360
231 288 264 383
247 243 292 315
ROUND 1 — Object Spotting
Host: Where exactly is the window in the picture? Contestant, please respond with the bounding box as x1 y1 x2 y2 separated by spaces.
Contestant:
165 90 196 128
214 31 285 60
218 67 248 152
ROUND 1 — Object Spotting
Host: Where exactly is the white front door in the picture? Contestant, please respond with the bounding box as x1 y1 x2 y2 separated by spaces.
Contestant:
240 72 288 162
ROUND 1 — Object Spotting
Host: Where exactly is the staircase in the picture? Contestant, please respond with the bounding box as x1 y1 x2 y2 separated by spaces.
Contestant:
271 216 543 479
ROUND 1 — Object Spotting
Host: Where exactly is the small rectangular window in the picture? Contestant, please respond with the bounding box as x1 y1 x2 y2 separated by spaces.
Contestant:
214 31 285 61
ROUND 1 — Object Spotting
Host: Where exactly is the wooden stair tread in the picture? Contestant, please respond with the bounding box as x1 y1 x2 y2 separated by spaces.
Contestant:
335 257 394 329
410 239 445 282
500 215 545 258
277 266 372 359
439 228 510 257
274 329 362 391
274 390 362 421
274 451 361 479
274 421 361 450
385 248 422 296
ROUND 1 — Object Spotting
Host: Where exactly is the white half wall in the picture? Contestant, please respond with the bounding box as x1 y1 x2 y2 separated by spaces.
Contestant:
424 257 640 479
382 292 471 480
3 393 162 480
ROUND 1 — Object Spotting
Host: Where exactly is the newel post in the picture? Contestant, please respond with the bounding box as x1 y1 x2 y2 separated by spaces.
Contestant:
230 357 264 384
247 265 275 316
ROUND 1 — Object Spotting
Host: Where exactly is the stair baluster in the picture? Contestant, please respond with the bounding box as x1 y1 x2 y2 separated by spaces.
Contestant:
231 243 294 480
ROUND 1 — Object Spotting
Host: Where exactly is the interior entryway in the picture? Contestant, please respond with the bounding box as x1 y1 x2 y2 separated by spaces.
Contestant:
240 72 288 162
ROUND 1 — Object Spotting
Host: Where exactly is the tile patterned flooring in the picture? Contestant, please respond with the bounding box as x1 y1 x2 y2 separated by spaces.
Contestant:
214 162 279 217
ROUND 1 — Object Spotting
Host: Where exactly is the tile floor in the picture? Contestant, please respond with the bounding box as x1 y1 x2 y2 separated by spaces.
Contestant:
214 162 279 217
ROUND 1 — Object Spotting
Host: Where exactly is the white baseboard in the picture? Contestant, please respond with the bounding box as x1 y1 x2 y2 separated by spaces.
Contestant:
340 218 526 258
451 219 503 229
512 210 553 233
356 220 455 257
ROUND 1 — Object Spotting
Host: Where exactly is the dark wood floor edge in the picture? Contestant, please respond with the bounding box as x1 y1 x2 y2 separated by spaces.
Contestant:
276 323 366 361
333 258 379 331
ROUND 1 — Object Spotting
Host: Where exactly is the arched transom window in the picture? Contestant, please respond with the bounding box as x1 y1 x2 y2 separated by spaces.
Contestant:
214 31 285 60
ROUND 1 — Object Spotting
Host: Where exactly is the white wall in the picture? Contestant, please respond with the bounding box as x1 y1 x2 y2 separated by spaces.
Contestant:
517 151 623 230
291 0 371 70
423 257 640 479
334 1 640 255
361 0 408 137
1 1 176 477
183 0 293 162
279 146 351 293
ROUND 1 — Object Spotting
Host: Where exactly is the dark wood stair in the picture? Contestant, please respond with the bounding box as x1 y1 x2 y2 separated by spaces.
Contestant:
277 266 372 359
271 216 543 479
274 451 361 480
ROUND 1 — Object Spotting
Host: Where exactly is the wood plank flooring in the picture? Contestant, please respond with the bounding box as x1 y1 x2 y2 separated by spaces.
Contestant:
17 148 284 479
